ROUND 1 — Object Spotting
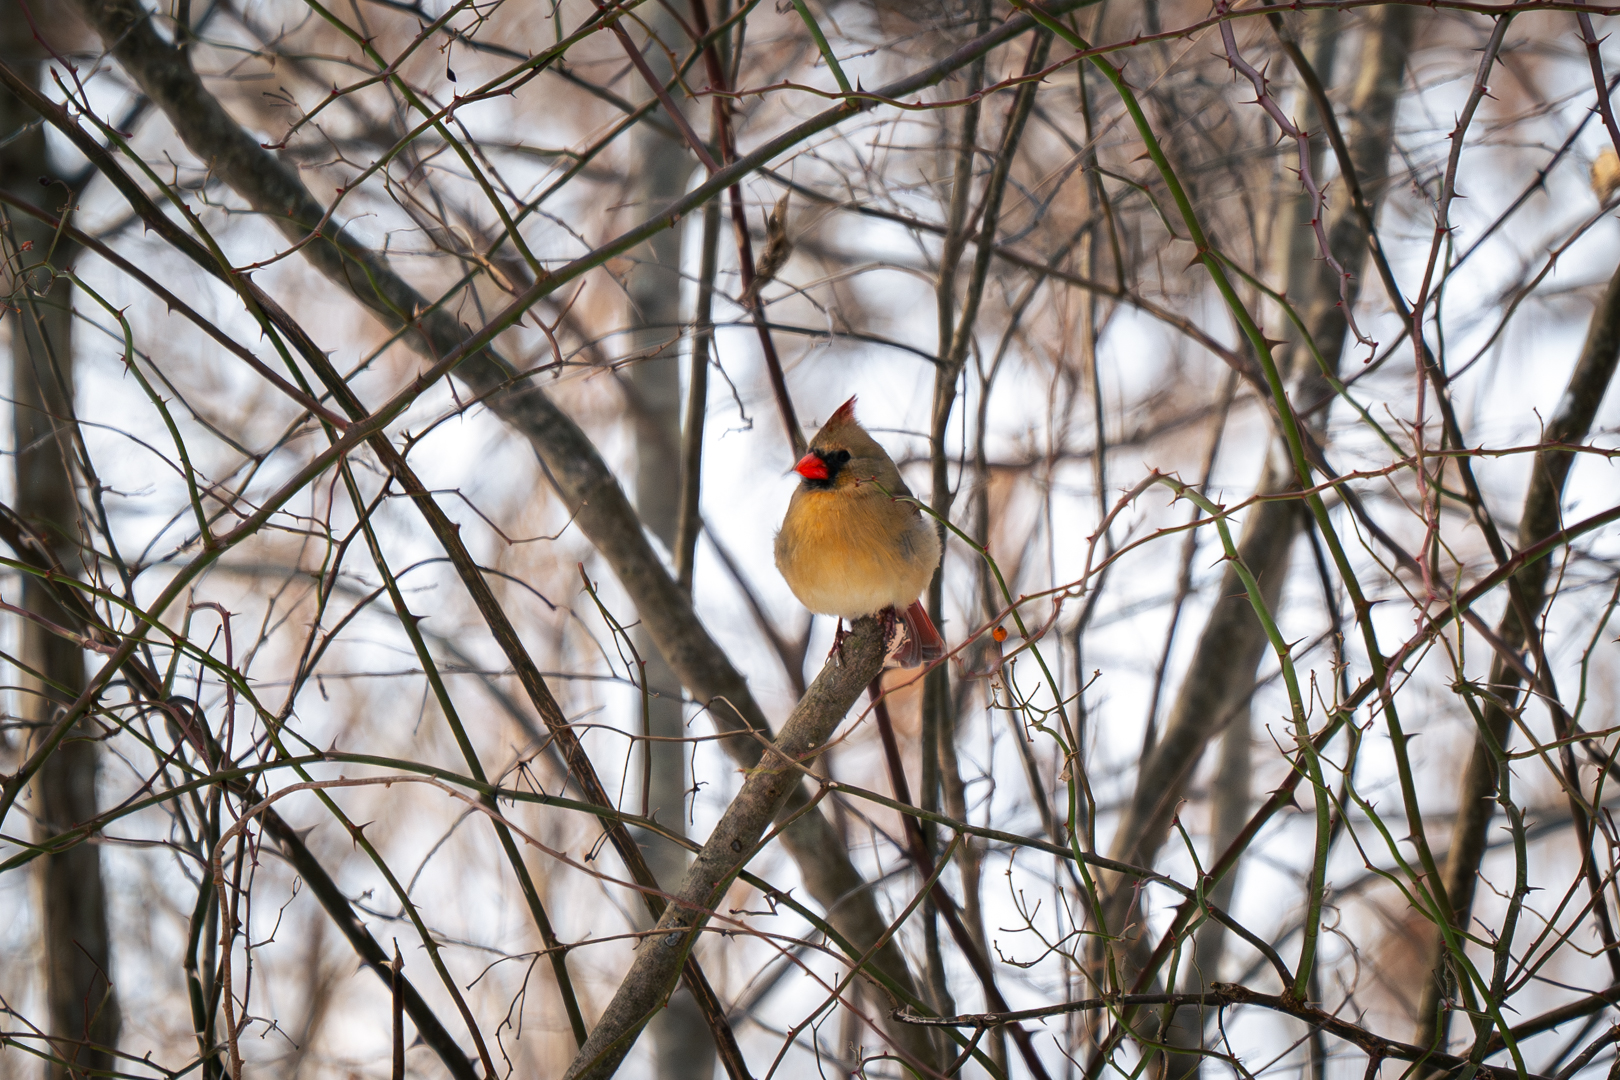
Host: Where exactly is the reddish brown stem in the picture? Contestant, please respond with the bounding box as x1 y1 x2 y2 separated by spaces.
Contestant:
1577 5 1620 157
687 0 804 456
868 678 1055 1080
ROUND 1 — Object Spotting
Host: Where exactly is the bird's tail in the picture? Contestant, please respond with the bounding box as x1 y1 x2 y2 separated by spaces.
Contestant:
894 600 945 668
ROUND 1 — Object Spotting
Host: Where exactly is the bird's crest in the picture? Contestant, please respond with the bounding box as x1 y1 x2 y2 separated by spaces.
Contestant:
826 395 858 428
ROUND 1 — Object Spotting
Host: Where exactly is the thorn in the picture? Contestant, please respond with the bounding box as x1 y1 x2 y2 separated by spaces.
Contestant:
1272 787 1303 812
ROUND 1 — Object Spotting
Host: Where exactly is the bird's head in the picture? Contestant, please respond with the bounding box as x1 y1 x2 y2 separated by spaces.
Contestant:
791 396 895 492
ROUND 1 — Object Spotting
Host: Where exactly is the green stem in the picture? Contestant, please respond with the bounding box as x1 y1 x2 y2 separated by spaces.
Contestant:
790 0 853 94
1156 477 1328 997
71 275 214 549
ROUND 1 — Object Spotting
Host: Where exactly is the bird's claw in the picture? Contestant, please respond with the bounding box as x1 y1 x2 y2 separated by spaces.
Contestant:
827 618 850 667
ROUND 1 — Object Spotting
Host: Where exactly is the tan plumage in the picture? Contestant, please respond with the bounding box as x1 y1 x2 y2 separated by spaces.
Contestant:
1594 148 1620 204
775 396 944 666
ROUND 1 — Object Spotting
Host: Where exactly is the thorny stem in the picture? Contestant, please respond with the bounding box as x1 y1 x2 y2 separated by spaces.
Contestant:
1576 1 1620 158
1154 477 1330 999
345 463 589 1049
14 5 1620 1078
1216 5 1371 350
1406 13 1513 610
867 676 1056 1080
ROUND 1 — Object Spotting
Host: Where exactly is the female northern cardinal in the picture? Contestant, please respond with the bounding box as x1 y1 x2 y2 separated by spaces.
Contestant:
775 396 945 667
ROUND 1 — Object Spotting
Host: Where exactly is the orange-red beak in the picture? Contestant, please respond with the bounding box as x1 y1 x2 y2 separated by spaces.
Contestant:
793 451 828 480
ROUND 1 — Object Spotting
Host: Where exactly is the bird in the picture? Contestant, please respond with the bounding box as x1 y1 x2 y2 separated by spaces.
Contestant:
1593 147 1620 204
775 396 945 667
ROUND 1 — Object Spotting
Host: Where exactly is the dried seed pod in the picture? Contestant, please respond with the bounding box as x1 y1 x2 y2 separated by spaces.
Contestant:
740 191 792 308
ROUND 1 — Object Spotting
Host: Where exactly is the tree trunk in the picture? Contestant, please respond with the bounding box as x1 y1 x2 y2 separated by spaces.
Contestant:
2 11 120 1073
1416 253 1620 1052
624 5 716 1076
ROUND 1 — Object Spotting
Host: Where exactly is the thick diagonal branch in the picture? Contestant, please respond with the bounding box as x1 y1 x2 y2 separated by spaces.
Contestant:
562 619 888 1080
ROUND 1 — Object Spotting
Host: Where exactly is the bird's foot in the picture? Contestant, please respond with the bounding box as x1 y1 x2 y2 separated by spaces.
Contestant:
827 618 850 666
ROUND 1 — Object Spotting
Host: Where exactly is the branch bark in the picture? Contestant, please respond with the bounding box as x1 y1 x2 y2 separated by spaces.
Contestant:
561 618 889 1080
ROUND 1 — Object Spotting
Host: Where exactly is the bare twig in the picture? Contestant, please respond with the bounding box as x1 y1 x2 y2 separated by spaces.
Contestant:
1216 5 1370 349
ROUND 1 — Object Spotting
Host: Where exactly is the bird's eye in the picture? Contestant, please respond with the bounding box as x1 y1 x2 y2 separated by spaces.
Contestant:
830 450 851 465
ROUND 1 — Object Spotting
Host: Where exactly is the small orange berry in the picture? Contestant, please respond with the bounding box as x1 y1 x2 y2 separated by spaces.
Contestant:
991 626 1008 643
